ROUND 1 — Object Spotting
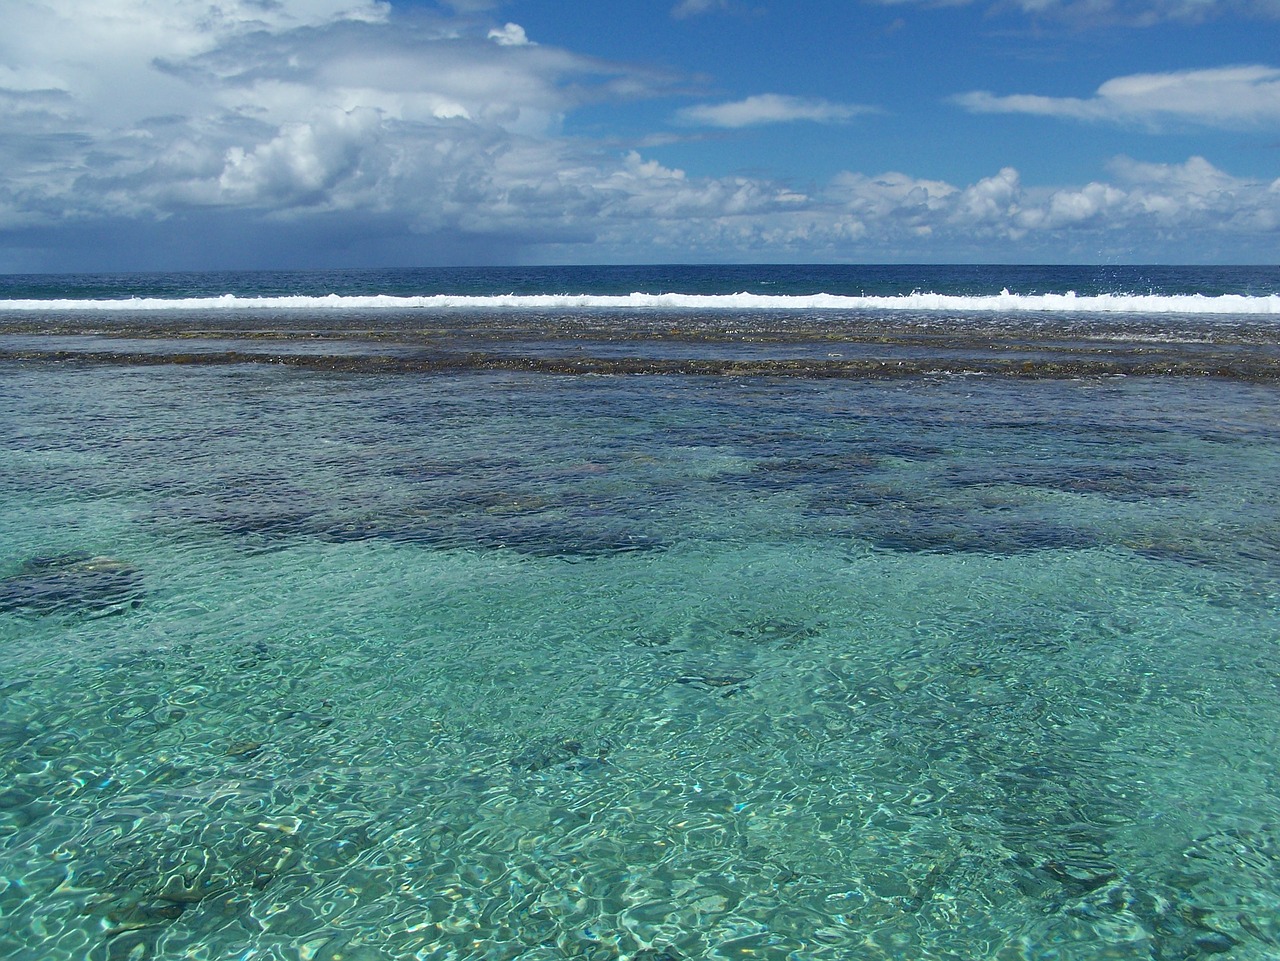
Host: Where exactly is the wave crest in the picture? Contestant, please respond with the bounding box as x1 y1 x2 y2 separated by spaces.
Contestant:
2 290 1278 314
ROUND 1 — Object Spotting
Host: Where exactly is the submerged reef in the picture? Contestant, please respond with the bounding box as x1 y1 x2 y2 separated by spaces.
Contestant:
0 553 142 616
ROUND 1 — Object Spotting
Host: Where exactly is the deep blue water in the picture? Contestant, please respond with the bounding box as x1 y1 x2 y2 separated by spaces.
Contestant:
2 263 1280 300
1 265 1279 961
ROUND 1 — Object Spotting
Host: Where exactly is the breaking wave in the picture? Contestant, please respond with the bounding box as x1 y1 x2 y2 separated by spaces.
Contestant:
2 290 1279 314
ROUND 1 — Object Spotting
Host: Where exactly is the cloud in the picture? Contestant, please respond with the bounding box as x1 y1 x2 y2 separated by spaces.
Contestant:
1099 155 1280 231
677 93 874 128
0 0 676 228
671 0 732 18
570 154 1277 263
842 157 1271 255
1 0 1278 267
862 0 1280 25
954 65 1280 129
487 22 532 46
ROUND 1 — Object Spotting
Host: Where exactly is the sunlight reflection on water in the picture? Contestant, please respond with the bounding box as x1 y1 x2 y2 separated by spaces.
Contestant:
1 362 1278 960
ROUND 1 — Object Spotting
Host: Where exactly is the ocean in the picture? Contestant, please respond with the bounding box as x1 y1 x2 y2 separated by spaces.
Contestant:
1 264 1278 961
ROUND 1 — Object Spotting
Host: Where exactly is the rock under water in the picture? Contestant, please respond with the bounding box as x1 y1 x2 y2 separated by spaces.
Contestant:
0 553 143 616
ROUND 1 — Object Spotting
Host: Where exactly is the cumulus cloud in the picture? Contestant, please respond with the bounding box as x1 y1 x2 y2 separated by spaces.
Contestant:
1 0 1278 266
679 155 1276 260
0 0 670 228
677 94 874 127
487 22 532 46
955 65 1280 128
558 155 1280 263
862 0 1280 25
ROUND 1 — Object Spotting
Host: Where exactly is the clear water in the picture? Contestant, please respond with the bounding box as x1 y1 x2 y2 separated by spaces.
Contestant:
2 267 1280 961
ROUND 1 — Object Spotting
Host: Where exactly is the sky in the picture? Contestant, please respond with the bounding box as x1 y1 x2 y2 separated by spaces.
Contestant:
1 0 1278 271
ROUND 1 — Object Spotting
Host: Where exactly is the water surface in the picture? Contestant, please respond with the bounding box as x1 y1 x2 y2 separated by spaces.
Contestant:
2 266 1279 961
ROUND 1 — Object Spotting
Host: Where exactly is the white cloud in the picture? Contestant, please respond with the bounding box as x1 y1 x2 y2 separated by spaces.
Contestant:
954 65 1280 128
862 0 1280 24
1099 155 1280 231
1 0 1278 265
609 155 1280 261
671 0 732 18
828 170 956 226
0 0 393 132
677 94 874 128
215 109 382 207
487 22 532 46
0 0 674 227
516 154 1278 263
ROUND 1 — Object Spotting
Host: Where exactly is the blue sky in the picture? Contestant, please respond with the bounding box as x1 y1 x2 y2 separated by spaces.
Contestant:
1 0 1278 270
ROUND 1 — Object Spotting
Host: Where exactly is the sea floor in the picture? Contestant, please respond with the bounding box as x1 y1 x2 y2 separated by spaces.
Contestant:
1 363 1279 960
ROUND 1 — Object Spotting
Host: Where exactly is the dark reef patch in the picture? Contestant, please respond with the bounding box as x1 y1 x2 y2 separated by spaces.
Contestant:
945 461 1193 501
0 553 142 616
857 515 1097 555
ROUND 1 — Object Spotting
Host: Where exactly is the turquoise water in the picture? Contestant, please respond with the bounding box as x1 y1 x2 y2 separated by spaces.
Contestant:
3 354 1280 960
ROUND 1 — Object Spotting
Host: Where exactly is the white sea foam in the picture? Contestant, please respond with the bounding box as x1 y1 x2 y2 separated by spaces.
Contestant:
1 290 1278 314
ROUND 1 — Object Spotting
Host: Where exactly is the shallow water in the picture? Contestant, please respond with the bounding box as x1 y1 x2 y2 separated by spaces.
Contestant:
2 356 1280 961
